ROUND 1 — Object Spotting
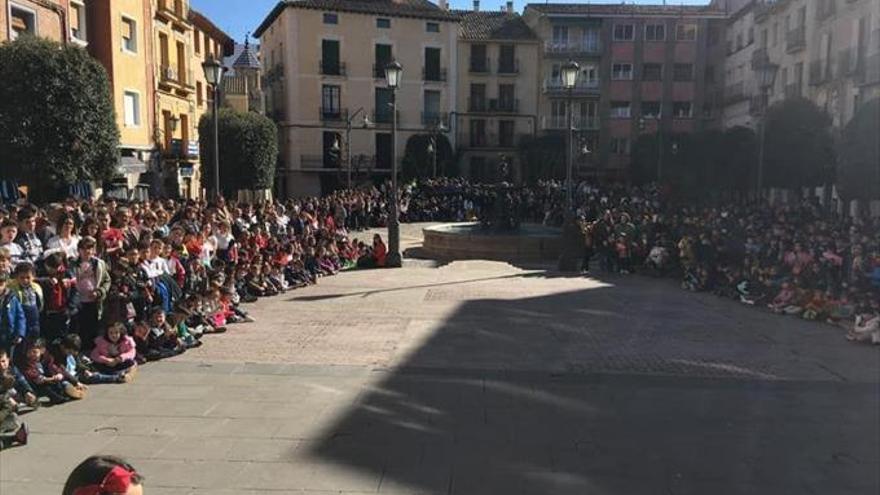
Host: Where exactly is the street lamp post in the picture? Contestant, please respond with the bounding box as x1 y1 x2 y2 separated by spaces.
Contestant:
333 108 372 190
755 61 779 196
202 55 225 200
558 60 580 272
427 121 448 178
385 60 403 268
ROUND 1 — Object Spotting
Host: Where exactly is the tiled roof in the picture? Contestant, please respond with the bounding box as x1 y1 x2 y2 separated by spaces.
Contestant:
525 3 726 18
255 0 459 37
233 41 261 70
454 11 538 41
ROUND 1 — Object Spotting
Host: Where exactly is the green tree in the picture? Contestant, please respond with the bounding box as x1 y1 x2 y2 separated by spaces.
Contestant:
199 108 278 195
838 97 880 204
517 134 565 184
719 126 759 193
0 36 119 201
763 97 834 190
400 133 453 180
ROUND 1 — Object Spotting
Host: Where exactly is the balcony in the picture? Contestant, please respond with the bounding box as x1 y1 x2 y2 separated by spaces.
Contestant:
372 109 399 125
461 133 496 149
158 65 193 93
469 57 490 74
421 111 448 126
809 59 831 86
837 48 864 77
784 83 802 99
497 59 519 75
724 82 748 105
156 0 190 30
544 40 602 57
492 98 519 113
749 95 764 116
319 107 348 122
166 139 199 159
373 63 391 79
541 115 599 131
857 53 880 86
319 61 346 77
751 47 770 69
422 67 447 82
785 26 806 53
542 78 600 95
468 97 488 112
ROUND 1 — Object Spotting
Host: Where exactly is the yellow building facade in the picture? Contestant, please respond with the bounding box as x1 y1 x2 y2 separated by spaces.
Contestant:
86 0 156 190
152 0 231 199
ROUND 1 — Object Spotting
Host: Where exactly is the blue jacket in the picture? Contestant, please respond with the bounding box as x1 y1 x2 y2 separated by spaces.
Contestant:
0 291 27 345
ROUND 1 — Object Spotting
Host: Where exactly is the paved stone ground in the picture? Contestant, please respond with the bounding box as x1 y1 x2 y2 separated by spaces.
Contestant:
1 224 878 494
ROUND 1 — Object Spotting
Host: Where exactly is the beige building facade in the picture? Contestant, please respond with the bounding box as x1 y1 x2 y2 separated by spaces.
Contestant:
723 0 880 131
454 5 540 182
255 0 459 196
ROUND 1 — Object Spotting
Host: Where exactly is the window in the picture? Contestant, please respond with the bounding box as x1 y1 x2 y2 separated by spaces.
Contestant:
9 4 37 40
583 29 600 51
673 63 694 81
673 101 692 118
321 39 341 75
377 18 390 29
194 28 201 53
469 83 486 111
612 63 633 80
469 119 486 147
123 91 140 127
197 82 204 106
772 23 778 46
375 87 393 122
610 101 631 118
552 25 569 45
470 44 488 72
323 13 338 24
676 23 697 41
645 23 665 41
424 47 442 81
614 24 635 41
610 137 630 155
426 22 440 33
70 1 86 43
499 120 515 147
498 84 515 111
423 90 441 123
642 63 663 81
321 85 341 118
498 44 516 73
761 29 768 48
747 26 754 45
122 17 137 53
641 101 661 118
704 65 716 84
374 43 392 77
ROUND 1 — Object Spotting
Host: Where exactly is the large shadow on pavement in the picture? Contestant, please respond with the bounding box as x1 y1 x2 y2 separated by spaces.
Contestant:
308 277 880 494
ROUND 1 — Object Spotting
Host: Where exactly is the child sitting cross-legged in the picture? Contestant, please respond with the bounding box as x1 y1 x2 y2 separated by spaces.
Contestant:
148 307 187 356
16 338 83 405
53 334 125 385
0 367 29 449
90 323 138 381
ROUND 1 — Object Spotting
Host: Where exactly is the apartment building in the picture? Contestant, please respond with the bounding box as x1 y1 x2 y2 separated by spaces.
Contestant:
524 3 727 180
254 0 459 196
740 0 880 130
454 2 540 182
152 0 232 199
84 0 156 189
1 0 70 43
721 1 761 129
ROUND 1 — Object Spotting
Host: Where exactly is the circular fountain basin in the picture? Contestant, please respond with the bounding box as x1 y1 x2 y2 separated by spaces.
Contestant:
422 222 563 261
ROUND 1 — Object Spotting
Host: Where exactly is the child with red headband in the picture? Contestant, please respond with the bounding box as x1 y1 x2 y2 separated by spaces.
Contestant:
63 455 143 495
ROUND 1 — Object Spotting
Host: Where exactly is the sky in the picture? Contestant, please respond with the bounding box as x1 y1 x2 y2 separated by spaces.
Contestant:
191 0 712 44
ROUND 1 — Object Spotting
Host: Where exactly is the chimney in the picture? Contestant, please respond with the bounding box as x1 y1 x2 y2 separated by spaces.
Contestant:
506 1 514 14
438 0 447 10
473 0 480 12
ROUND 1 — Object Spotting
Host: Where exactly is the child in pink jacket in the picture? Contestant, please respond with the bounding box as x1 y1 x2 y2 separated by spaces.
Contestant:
90 323 137 379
